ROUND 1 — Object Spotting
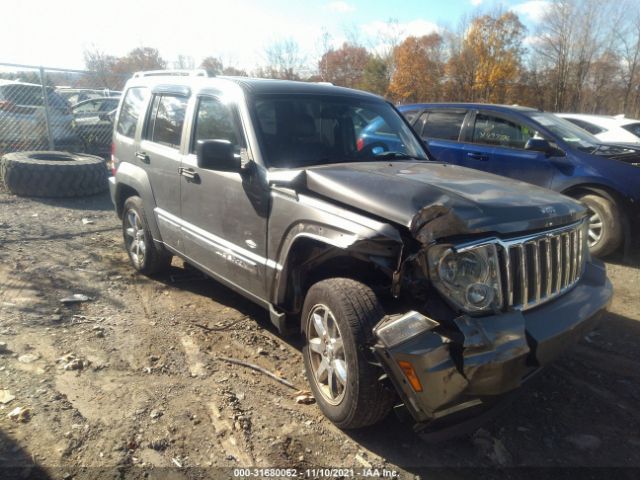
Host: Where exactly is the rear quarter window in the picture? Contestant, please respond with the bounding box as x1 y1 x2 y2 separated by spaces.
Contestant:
116 87 148 138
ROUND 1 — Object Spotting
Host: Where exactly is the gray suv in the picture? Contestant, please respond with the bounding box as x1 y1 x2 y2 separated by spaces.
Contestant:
109 72 612 432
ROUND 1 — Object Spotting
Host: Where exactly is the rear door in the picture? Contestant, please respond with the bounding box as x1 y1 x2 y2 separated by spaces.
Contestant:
417 109 473 166
468 110 556 187
138 90 189 250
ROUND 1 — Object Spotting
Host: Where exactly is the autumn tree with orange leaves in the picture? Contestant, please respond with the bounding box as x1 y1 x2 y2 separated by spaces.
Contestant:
319 43 372 88
446 12 525 103
387 33 444 103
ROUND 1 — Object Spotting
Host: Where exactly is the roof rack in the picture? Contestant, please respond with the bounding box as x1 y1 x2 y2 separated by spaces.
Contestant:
132 69 208 78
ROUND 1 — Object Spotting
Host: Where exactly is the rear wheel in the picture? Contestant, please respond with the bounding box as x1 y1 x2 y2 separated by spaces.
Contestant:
122 196 172 274
577 193 623 257
302 278 395 429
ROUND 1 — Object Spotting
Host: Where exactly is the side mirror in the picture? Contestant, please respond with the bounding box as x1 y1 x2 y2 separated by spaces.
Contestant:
525 138 565 157
196 139 241 172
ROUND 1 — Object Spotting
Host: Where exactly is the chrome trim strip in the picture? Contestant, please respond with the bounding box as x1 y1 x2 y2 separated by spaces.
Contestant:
155 207 282 271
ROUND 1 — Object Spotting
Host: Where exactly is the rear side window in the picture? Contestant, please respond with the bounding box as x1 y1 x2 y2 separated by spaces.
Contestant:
144 94 188 148
116 87 148 138
622 123 640 138
422 111 466 141
401 108 420 124
565 118 605 135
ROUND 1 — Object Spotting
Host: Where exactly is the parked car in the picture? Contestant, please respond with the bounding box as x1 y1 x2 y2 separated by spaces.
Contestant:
556 113 640 144
398 103 640 257
71 97 120 158
0 80 84 153
71 97 120 118
109 72 612 433
57 88 121 106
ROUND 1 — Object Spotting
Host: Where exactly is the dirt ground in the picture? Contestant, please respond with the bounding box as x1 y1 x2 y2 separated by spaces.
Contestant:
0 187 639 480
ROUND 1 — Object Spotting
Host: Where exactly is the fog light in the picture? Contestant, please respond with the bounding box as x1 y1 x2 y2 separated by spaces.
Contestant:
465 283 494 309
398 360 423 392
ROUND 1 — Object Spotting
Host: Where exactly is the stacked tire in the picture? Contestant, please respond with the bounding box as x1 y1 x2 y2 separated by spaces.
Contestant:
0 151 107 198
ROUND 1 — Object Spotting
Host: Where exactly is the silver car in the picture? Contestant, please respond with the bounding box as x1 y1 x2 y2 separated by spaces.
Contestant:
0 80 84 153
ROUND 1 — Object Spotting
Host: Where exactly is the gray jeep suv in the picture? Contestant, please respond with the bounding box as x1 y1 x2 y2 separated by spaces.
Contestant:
109 72 612 432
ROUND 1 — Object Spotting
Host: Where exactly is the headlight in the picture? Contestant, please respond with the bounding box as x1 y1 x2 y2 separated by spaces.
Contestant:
427 243 503 314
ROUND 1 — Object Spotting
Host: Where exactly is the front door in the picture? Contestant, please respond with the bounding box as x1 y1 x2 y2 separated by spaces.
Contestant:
179 95 270 300
469 111 556 188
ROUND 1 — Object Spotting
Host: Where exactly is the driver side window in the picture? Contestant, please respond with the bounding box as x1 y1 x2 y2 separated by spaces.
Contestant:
191 97 245 153
472 114 537 149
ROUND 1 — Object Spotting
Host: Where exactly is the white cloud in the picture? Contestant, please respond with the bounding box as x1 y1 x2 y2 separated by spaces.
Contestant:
327 1 355 13
361 19 441 40
470 0 483 6
511 0 551 23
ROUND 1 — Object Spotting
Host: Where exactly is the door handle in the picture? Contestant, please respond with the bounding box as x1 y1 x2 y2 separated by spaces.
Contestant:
467 152 489 161
179 167 199 181
135 151 149 163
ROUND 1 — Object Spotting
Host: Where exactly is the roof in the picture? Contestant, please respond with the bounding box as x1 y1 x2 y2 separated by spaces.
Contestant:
398 102 539 112
125 73 384 101
0 79 43 88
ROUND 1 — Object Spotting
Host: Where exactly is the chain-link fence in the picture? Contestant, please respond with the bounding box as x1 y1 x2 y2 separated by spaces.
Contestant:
0 62 128 159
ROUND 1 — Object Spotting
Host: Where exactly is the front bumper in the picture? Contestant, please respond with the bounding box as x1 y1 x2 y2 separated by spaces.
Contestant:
376 258 612 429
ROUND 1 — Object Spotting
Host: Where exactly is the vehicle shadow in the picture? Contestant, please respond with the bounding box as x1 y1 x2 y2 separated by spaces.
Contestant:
342 310 640 475
604 248 640 269
0 429 51 479
143 263 640 473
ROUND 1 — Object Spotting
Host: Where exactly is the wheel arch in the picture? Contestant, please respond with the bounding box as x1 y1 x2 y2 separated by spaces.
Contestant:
272 230 402 325
113 162 162 242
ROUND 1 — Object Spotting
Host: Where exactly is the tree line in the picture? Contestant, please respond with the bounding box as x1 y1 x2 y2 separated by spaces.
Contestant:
80 0 640 117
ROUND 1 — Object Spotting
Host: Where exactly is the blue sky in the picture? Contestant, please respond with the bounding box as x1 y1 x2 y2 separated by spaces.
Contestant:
0 0 549 71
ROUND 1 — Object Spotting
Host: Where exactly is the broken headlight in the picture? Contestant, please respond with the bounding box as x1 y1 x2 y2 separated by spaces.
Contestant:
427 243 503 314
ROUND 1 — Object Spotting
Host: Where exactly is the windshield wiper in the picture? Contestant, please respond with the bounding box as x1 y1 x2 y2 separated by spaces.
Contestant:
371 151 425 160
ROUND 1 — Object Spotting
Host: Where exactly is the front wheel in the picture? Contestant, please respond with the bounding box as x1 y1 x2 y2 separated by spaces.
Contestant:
302 278 395 429
577 193 623 257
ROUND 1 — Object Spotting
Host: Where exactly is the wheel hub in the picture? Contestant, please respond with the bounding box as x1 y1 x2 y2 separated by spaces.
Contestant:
587 207 603 248
124 210 146 268
306 304 348 405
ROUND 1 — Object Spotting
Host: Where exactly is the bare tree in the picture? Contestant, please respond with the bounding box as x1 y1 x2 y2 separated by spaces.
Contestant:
173 54 195 70
261 38 307 80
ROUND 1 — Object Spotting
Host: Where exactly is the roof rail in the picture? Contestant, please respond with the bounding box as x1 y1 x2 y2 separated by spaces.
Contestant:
132 69 208 78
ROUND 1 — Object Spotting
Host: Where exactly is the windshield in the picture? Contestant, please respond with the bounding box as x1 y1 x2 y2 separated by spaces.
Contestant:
526 112 600 151
250 94 428 168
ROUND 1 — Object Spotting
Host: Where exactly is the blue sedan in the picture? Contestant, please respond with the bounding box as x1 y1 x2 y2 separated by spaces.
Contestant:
398 103 640 256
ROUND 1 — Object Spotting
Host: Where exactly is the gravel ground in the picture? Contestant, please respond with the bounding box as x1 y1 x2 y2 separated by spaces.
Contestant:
0 188 639 480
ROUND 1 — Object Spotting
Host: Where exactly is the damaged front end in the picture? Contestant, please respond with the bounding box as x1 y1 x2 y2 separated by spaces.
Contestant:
375 206 612 432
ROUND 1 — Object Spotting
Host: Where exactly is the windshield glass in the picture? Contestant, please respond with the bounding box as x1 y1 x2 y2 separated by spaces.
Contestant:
250 94 428 168
526 112 600 151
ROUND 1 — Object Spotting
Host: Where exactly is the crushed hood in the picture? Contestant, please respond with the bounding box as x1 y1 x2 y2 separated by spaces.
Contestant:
298 162 586 240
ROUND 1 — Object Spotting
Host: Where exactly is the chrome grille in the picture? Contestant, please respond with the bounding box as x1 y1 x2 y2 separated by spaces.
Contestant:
499 221 587 311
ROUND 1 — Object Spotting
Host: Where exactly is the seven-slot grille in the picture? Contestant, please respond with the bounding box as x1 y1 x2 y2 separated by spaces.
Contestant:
499 221 587 311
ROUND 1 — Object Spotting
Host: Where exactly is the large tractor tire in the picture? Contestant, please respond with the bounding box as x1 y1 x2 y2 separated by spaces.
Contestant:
0 151 107 198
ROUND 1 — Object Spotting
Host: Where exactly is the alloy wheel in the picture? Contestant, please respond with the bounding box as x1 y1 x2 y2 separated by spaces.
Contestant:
124 209 146 268
306 304 348 405
587 207 603 248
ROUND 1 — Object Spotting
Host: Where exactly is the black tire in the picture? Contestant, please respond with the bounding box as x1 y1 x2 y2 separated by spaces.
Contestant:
302 278 395 429
578 193 623 257
122 196 172 275
0 151 107 198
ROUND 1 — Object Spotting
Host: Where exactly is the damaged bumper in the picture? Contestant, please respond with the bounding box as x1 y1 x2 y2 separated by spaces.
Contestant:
374 259 612 430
